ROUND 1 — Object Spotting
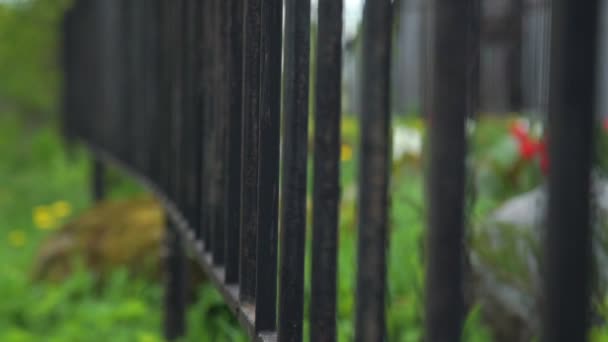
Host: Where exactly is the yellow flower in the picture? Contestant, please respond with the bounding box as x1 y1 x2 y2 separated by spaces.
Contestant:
51 201 72 219
8 229 26 247
33 205 56 230
341 144 353 162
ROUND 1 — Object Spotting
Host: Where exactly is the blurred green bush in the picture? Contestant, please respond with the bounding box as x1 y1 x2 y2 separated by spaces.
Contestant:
0 0 71 124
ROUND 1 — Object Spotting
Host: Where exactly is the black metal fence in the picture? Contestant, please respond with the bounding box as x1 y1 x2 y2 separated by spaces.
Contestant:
61 0 598 341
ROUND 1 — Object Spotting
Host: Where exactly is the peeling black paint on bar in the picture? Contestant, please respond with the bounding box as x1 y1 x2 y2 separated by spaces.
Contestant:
542 0 598 340
225 0 244 285
278 0 310 340
424 0 477 339
310 0 342 341
240 0 262 304
355 0 392 341
255 0 282 332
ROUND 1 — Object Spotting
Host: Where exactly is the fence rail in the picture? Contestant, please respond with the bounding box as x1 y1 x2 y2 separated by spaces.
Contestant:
62 0 598 341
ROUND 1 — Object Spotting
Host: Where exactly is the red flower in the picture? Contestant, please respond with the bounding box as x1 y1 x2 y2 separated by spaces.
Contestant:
510 121 537 160
510 121 528 141
509 121 549 175
518 139 538 160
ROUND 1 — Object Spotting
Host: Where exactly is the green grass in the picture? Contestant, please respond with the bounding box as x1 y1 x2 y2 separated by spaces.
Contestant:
0 116 249 342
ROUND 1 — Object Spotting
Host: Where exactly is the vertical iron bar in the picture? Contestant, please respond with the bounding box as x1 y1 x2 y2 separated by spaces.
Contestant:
239 0 262 303
225 0 244 284
255 0 283 332
144 0 160 181
193 0 204 242
164 216 188 340
158 0 171 195
171 0 184 209
125 0 139 169
183 0 198 231
208 0 219 255
84 0 97 146
355 0 392 341
119 0 131 162
424 0 476 339
134 0 145 174
92 158 106 202
541 0 598 340
99 0 123 160
310 0 342 341
507 0 523 110
202 0 214 249
178 0 188 218
278 0 310 339
164 2 188 338
120 1 134 165
180 0 190 226
213 0 227 266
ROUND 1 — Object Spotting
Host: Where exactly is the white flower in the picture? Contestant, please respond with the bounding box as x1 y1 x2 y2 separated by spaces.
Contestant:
393 126 423 161
466 118 476 135
530 120 544 138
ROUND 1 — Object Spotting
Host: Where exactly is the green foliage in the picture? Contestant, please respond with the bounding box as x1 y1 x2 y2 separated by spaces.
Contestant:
386 173 425 341
0 0 71 122
0 258 244 342
0 116 246 341
182 287 247 342
470 116 544 202
589 297 608 342
462 305 493 342
0 262 163 342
